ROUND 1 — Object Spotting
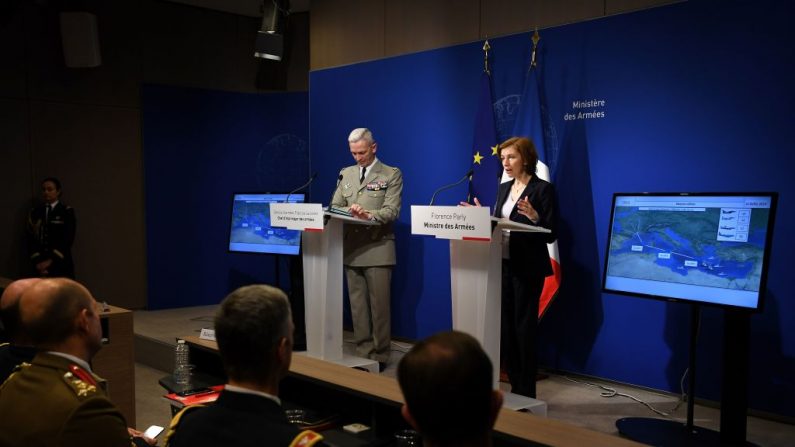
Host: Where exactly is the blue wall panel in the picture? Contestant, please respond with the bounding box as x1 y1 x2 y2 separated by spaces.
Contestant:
309 0 794 416
143 85 309 309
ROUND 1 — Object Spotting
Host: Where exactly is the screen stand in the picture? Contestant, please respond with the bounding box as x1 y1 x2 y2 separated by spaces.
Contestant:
616 304 755 447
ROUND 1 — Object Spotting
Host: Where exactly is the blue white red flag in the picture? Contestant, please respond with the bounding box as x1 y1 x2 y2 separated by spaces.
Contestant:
511 47 562 319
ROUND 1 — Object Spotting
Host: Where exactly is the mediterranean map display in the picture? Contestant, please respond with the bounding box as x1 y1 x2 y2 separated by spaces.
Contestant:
228 193 304 255
603 195 775 309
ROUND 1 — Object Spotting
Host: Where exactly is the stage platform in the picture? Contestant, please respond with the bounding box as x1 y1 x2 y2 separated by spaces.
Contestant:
133 304 412 378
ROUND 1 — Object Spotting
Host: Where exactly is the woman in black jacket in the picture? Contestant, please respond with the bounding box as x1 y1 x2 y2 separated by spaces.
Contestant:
463 136 558 398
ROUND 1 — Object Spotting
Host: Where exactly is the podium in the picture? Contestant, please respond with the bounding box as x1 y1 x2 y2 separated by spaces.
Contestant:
412 206 550 414
270 203 379 372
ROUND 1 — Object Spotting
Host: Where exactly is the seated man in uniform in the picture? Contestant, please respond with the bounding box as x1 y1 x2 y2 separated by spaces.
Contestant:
164 284 324 447
0 278 150 447
0 278 40 382
397 330 504 447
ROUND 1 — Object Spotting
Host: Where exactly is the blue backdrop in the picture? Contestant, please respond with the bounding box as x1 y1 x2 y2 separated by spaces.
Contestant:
143 85 309 308
308 0 794 417
141 0 794 418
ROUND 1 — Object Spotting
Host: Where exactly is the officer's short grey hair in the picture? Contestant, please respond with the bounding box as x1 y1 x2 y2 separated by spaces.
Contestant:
348 128 375 145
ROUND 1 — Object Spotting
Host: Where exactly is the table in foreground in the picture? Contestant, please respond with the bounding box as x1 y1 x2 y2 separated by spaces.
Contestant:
181 336 642 447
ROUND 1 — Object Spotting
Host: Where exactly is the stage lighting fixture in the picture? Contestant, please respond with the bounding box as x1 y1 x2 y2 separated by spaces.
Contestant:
254 0 289 61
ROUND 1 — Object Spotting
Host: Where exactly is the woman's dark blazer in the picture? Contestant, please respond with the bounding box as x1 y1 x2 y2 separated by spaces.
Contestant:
494 175 558 278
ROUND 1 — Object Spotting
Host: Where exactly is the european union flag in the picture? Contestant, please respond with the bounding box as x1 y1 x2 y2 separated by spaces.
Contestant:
468 71 500 209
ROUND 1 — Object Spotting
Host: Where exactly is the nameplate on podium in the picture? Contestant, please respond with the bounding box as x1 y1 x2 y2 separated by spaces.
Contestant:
270 203 324 231
410 205 491 241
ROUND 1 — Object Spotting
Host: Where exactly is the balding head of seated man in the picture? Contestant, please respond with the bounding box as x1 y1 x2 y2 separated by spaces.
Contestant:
397 330 504 447
164 284 325 447
1 278 42 342
0 278 134 447
19 278 104 358
0 278 42 382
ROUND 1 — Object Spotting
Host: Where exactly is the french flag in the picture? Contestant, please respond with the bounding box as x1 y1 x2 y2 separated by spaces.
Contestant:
509 35 562 319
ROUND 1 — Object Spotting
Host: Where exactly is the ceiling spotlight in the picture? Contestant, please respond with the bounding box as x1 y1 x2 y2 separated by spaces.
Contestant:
254 0 289 61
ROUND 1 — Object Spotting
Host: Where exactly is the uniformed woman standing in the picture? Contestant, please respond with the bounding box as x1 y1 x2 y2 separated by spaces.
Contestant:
27 177 76 278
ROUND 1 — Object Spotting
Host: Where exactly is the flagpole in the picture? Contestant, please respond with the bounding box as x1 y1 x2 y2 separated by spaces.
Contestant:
530 30 540 69
483 39 491 74
468 39 499 207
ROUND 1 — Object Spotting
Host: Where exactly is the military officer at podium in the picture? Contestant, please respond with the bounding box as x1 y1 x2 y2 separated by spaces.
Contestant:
331 128 403 370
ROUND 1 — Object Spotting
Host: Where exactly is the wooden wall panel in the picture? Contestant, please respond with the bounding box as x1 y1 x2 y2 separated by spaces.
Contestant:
285 13 311 91
3 0 309 309
481 0 605 39
142 0 252 92
0 99 33 279
0 3 27 98
25 0 141 108
141 1 308 93
606 0 682 15
29 101 145 310
310 0 385 70
384 0 479 57
532 0 606 28
479 0 537 39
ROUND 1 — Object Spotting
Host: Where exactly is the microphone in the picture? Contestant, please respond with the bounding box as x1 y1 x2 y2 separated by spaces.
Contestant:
286 172 317 203
328 173 344 207
429 169 474 206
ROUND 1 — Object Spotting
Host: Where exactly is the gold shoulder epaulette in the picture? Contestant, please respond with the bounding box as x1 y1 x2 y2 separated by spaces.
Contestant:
163 404 206 446
1 362 31 389
62 370 98 398
289 430 323 447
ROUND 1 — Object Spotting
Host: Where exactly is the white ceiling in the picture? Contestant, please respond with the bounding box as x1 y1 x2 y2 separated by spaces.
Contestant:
164 0 309 18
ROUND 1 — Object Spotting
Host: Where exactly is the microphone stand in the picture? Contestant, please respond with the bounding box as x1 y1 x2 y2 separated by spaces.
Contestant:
286 173 317 203
429 169 474 205
325 173 345 224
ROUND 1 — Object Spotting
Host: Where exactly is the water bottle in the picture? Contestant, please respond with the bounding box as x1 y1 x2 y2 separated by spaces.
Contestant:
174 339 191 387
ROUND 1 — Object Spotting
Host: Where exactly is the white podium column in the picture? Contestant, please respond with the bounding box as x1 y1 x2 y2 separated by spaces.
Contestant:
302 218 344 361
450 225 503 386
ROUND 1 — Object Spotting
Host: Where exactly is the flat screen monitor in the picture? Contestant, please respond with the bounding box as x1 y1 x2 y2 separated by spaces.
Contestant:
228 193 305 255
602 192 777 311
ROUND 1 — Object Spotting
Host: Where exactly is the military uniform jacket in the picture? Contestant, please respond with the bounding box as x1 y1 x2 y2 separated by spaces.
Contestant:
165 389 325 447
494 176 558 277
27 201 76 278
0 352 131 447
330 161 403 266
0 343 36 384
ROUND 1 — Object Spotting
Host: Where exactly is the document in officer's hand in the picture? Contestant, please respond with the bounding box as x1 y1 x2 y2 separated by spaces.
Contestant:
327 206 353 217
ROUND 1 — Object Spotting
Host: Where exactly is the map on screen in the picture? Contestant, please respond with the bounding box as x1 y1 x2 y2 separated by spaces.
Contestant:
228 193 305 255
603 194 776 310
